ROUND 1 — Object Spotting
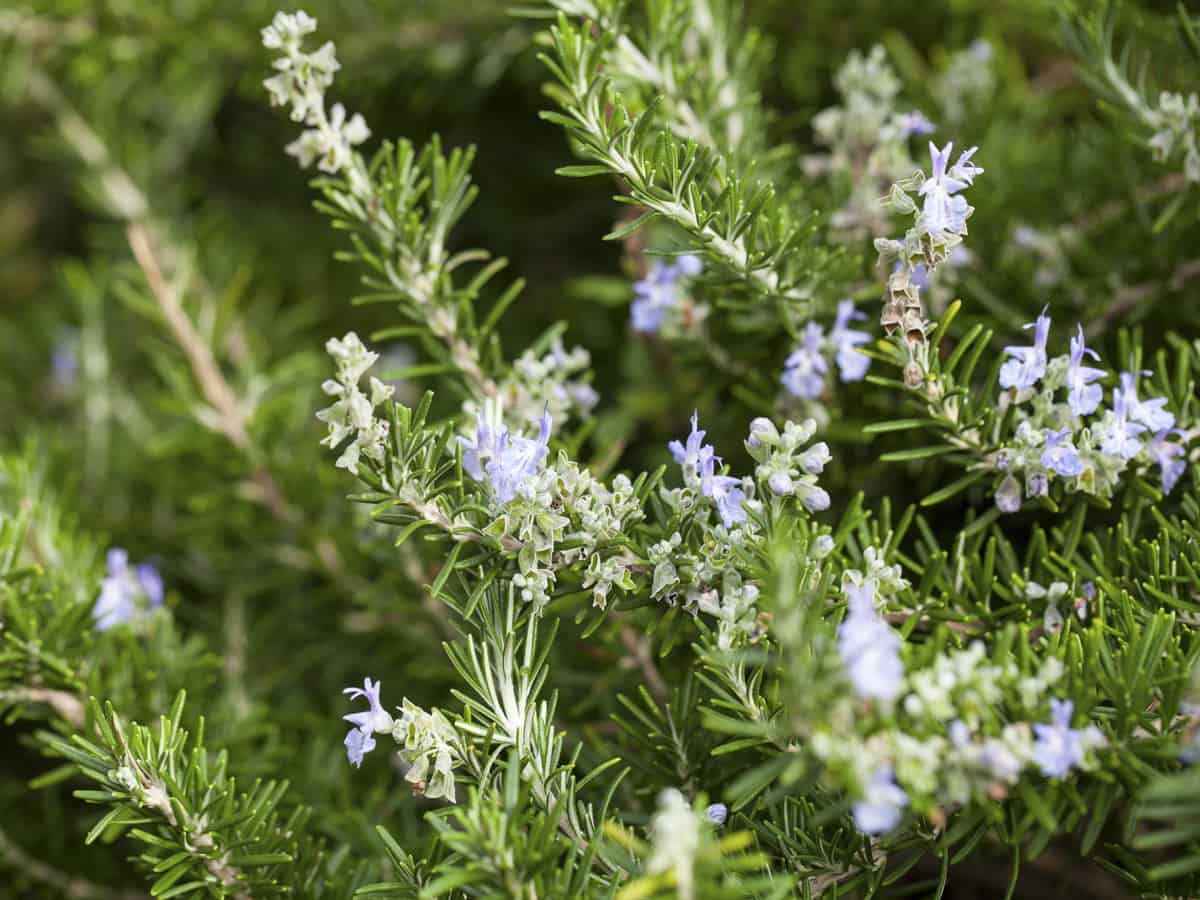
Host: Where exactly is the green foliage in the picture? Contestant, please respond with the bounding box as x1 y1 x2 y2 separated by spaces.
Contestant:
1 1 1199 899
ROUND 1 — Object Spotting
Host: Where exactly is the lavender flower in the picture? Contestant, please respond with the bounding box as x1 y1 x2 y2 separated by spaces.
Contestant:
830 300 872 382
701 454 748 528
1118 369 1175 433
459 404 552 505
705 803 728 826
670 412 747 526
838 583 904 702
631 255 702 333
918 141 982 236
852 766 909 835
669 410 715 476
1041 428 1084 477
1066 325 1105 416
1026 471 1049 498
343 677 394 768
1032 699 1103 778
1147 429 1187 494
782 323 828 399
1098 386 1147 461
999 307 1050 391
92 549 164 631
896 110 936 136
995 473 1021 513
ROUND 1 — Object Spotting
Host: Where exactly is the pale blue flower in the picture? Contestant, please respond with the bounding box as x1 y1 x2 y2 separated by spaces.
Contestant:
343 677 394 768
92 548 164 631
344 727 375 767
999 307 1051 390
1147 429 1187 494
1066 325 1105 416
981 741 1021 782
705 803 728 825
893 260 929 291
830 300 871 382
918 141 980 236
701 454 747 528
1098 386 1147 461
782 323 828 399
631 256 702 333
896 110 936 136
746 417 778 450
838 583 903 702
767 471 793 496
995 473 1021 513
460 406 552 505
1032 698 1093 778
910 262 930 291
1026 471 1049 498
852 766 908 835
949 719 970 748
669 410 714 475
1041 428 1083 477
1119 369 1175 433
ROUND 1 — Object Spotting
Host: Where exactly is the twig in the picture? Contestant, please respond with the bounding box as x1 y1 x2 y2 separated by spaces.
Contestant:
0 824 145 899
0 686 85 728
884 611 984 637
126 223 294 523
1085 258 1200 339
618 620 669 703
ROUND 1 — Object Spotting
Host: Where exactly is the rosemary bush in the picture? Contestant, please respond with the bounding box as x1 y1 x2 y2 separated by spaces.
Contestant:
2 2 1200 898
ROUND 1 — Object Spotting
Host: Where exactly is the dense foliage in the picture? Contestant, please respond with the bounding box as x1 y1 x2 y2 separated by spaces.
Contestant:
2 2 1200 898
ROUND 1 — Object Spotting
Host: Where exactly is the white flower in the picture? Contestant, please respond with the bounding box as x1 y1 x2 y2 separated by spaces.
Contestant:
647 789 701 900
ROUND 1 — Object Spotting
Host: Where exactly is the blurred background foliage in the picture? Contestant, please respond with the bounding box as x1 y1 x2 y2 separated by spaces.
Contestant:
0 0 1198 896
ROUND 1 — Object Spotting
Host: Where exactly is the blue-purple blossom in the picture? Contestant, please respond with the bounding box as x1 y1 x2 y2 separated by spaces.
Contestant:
830 300 871 382
999 307 1050 391
631 255 702 333
669 410 714 475
767 471 793 496
782 322 828 399
1066 325 1105 416
705 803 728 825
949 719 971 748
1026 471 1049 498
995 473 1021 513
459 405 552 505
852 766 909 835
1041 428 1084 477
343 677 394 768
1032 698 1100 778
896 110 936 137
1118 369 1175 433
1098 386 1147 461
670 412 747 527
701 457 748 528
92 548 164 631
838 583 903 702
918 141 982 236
1147 429 1187 494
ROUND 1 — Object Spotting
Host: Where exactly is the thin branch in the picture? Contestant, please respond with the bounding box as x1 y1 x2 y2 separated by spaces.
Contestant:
619 621 669 703
126 223 294 523
0 825 146 900
0 686 85 728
